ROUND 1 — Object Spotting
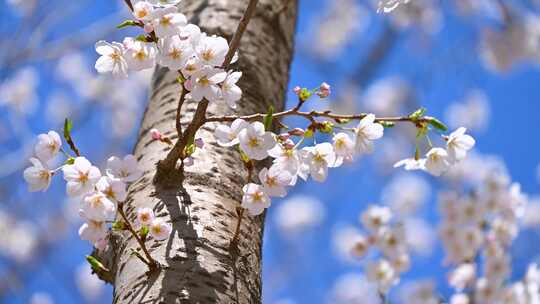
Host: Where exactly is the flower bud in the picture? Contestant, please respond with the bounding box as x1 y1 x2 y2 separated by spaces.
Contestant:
283 139 295 149
288 128 305 136
150 128 162 140
183 157 194 167
277 133 290 141
316 82 331 98
143 23 154 33
194 138 204 148
293 86 301 95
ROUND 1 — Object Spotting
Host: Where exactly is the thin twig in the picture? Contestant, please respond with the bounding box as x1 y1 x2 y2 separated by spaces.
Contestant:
175 88 187 137
222 0 260 69
117 203 158 270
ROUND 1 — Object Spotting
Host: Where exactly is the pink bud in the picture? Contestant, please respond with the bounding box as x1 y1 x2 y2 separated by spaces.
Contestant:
143 23 154 33
183 157 194 167
293 86 301 95
150 128 162 140
277 133 290 141
283 139 295 149
288 128 305 136
317 82 331 98
194 138 204 148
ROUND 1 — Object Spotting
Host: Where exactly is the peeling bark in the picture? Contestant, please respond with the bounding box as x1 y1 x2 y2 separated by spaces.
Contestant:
105 1 297 303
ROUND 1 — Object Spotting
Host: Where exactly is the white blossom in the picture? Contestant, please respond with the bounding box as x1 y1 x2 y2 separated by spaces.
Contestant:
425 147 451 176
446 127 475 163
94 41 128 78
151 7 187 38
123 38 157 71
220 71 242 108
187 66 227 102
333 132 355 162
158 35 194 69
258 165 292 197
195 35 229 66
268 143 309 186
95 176 127 202
355 114 384 154
238 121 276 160
23 158 52 192
78 220 108 245
360 205 392 232
80 192 117 222
132 1 154 21
301 142 341 182
394 157 426 171
214 118 248 146
366 259 398 293
149 0 182 7
149 218 171 240
241 183 271 216
137 207 155 226
62 157 101 197
448 263 476 290
106 154 143 182
34 131 62 162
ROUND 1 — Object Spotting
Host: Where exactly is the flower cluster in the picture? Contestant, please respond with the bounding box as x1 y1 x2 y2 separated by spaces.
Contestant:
394 127 476 177
214 113 384 216
95 0 242 107
135 207 171 241
348 205 411 294
22 129 151 249
437 170 540 303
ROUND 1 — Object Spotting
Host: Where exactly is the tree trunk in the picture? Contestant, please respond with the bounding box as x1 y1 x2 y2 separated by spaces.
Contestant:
108 1 297 303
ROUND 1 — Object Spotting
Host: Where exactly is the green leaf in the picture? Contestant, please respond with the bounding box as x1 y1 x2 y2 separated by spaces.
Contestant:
117 20 141 29
379 121 395 128
425 116 448 132
416 125 428 139
139 226 149 239
135 34 149 42
237 146 251 163
299 88 312 102
65 157 75 165
184 143 196 156
112 221 125 231
318 121 333 134
263 105 274 130
63 118 73 140
414 146 421 161
86 255 108 272
409 107 427 120
304 128 314 138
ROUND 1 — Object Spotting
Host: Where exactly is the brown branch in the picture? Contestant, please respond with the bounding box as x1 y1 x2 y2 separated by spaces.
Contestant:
205 108 430 125
222 0 260 69
117 203 158 270
124 0 134 12
175 88 187 137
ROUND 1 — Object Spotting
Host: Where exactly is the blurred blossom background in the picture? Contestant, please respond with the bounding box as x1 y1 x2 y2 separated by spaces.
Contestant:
1 0 540 303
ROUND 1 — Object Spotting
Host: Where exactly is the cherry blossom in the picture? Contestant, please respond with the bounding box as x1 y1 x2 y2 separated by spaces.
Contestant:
238 121 276 160
34 131 62 162
241 183 271 216
80 192 117 222
425 147 451 176
62 157 101 197
94 41 128 78
78 220 108 245
187 66 227 102
158 35 194 70
268 143 309 186
361 205 392 232
258 165 292 197
301 142 341 182
137 207 155 226
195 35 229 66
96 176 127 202
366 259 398 293
151 7 187 38
354 114 384 154
332 132 355 162
132 1 154 21
393 157 426 171
220 71 243 108
214 118 249 146
106 155 143 182
446 127 476 163
123 38 157 71
23 158 52 192
149 218 172 240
